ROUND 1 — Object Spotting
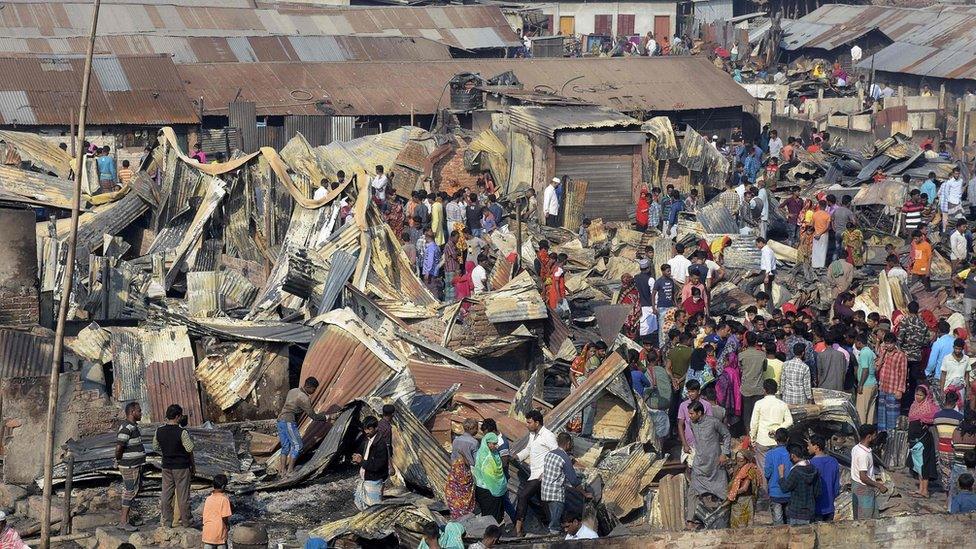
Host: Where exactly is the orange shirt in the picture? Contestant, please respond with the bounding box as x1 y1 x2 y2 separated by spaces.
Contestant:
118 167 134 185
202 491 232 544
912 240 932 275
812 209 831 236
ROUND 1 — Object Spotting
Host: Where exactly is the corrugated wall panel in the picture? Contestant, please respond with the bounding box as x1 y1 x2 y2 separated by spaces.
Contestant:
146 357 203 426
228 101 257 153
555 146 635 222
0 329 52 378
284 114 328 147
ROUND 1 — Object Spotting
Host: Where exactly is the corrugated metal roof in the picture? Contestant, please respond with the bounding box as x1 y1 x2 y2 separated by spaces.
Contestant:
176 57 757 117
0 161 74 208
0 34 452 63
258 405 355 490
308 502 436 544
391 400 451 501
0 4 518 50
0 328 52 378
0 129 72 177
785 4 976 80
145 357 203 426
480 271 547 323
197 343 284 411
508 105 641 138
109 325 194 421
0 54 196 125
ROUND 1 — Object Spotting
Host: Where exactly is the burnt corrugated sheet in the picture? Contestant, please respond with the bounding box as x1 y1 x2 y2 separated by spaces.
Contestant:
146 357 203 426
61 425 239 479
391 400 451 501
508 105 641 138
643 116 679 160
301 324 395 415
0 328 53 378
196 343 284 411
603 450 666 518
219 269 259 309
481 271 547 324
152 310 316 343
308 502 435 545
63 190 149 254
109 325 194 417
511 353 627 455
186 271 220 317
695 200 738 234
318 249 358 313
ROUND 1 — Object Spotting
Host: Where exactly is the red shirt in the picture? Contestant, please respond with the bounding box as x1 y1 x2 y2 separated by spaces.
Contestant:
876 345 908 394
682 297 706 316
636 197 650 226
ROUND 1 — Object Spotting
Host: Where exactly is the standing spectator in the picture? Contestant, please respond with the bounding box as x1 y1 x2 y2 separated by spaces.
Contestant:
830 196 855 261
115 402 145 530
750 379 793 472
780 343 813 405
780 444 821 526
202 474 232 549
758 237 776 297
811 201 831 271
541 433 586 535
898 301 931 410
854 335 877 425
190 143 206 163
739 332 768 430
816 335 847 391
443 232 461 302
767 130 784 159
153 404 194 528
941 166 964 233
432 193 446 246
808 435 840 522
376 405 396 480
780 188 803 244
543 177 560 227
764 428 792 524
353 416 390 510
422 229 442 297
118 159 134 186
514 410 558 537
727 449 760 528
910 231 933 288
852 425 888 519
370 165 388 204
636 189 650 232
934 392 964 492
685 401 731 530
472 254 489 295
445 419 479 519
907 385 939 498
875 333 908 431
465 193 483 236
96 146 117 193
652 264 677 346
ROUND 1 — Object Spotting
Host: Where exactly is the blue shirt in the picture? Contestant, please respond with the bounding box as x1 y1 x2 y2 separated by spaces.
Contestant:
422 242 441 277
926 334 955 377
630 370 652 396
810 454 841 515
96 155 117 181
764 445 792 500
920 180 937 205
743 156 760 183
668 199 684 226
857 346 877 387
950 491 976 514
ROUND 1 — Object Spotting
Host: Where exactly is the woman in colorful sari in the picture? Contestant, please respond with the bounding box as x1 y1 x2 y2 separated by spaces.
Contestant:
907 385 939 498
619 273 642 341
453 261 475 301
472 432 507 523
445 420 479 519
842 223 865 267
728 449 760 527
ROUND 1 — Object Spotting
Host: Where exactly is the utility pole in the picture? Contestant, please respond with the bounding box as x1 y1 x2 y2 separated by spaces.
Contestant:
40 1 101 547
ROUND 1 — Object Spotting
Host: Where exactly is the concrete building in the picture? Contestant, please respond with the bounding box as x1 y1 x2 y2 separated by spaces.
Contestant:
529 1 678 41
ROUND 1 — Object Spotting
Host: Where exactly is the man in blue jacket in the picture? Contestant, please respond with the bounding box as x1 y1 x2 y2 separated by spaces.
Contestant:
763 428 792 524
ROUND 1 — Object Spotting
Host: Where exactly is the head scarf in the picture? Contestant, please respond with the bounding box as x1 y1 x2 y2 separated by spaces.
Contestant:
698 239 714 261
473 433 507 497
909 385 939 425
439 522 466 549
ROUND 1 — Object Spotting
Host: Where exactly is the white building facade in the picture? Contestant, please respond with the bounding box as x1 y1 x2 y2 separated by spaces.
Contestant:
533 1 678 39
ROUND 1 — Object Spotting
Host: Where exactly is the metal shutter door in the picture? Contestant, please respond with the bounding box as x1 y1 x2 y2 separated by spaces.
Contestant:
555 146 633 221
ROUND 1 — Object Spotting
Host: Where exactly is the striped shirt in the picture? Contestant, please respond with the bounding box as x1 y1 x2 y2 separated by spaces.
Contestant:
117 421 146 467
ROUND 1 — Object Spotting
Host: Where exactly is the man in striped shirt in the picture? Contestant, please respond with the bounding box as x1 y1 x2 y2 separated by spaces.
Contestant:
115 402 145 530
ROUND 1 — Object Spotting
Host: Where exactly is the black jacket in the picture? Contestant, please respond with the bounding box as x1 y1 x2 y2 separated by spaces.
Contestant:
359 435 390 482
781 463 822 520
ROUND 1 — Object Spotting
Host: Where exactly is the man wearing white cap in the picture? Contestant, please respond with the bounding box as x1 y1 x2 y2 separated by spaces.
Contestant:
0 511 26 548
544 177 560 227
634 258 657 341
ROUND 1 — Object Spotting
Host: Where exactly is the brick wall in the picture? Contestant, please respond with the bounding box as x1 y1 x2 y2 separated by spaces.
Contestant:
506 513 976 548
434 146 481 196
0 287 38 326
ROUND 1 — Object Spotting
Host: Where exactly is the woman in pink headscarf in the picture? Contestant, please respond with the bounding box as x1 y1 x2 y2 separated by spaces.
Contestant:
907 385 939 498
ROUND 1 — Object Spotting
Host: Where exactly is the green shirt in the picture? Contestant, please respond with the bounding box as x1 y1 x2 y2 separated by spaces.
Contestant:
857 346 877 387
668 345 693 378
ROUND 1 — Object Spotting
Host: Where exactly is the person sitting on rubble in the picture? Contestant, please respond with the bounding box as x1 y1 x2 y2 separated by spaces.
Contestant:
277 378 332 478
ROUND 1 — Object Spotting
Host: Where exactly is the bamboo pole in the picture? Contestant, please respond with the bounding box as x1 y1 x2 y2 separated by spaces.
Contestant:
40 1 101 547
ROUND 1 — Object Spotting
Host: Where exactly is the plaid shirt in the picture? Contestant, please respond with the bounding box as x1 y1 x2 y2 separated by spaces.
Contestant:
785 335 816 367
649 201 662 228
719 188 742 217
876 345 908 394
780 358 812 405
897 314 930 362
541 449 572 502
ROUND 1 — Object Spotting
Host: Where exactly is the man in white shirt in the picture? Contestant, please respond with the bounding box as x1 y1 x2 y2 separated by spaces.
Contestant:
471 255 489 294
951 219 969 272
514 409 558 537
562 512 598 540
543 177 560 227
750 379 793 470
667 242 691 285
312 178 329 201
942 167 965 232
767 129 784 159
758 236 777 298
851 424 887 519
370 165 388 204
757 184 771 238
884 253 909 284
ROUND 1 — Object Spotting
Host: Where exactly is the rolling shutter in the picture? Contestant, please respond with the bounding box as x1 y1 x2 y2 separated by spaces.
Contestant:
555 146 634 221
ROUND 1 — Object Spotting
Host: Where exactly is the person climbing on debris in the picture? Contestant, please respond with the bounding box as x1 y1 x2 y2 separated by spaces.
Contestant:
276 377 332 478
